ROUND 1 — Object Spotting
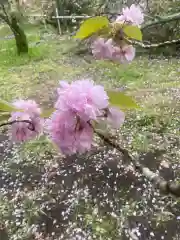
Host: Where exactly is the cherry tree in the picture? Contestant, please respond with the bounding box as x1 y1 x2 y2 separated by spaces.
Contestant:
0 4 180 198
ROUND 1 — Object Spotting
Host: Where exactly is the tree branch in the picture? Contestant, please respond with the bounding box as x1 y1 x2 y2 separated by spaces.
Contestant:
96 131 180 198
132 39 180 49
1 119 180 197
141 12 180 30
0 120 35 131
0 12 9 24
0 3 10 25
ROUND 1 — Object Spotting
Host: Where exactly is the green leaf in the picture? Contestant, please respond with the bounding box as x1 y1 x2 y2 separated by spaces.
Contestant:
0 99 17 112
74 16 110 39
41 108 55 118
123 25 142 41
107 91 140 109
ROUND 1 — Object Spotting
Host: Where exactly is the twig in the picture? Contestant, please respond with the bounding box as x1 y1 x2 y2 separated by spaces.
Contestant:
95 130 180 198
125 35 180 49
141 12 180 30
0 120 35 131
132 39 180 49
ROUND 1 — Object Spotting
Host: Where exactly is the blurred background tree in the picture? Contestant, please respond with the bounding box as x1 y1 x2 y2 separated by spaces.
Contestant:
0 0 28 54
2 0 180 56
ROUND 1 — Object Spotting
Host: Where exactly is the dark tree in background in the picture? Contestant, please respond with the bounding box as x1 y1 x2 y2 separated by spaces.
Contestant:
0 0 28 55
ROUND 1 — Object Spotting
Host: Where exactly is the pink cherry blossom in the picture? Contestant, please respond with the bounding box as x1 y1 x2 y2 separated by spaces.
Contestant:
116 15 126 24
47 79 110 154
46 110 93 155
91 38 114 60
107 107 125 128
9 99 43 142
91 36 135 63
116 4 144 26
47 79 126 155
55 79 109 121
112 45 135 63
12 99 41 115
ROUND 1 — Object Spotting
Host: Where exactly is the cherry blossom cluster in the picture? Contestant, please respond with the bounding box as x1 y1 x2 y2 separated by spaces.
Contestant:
4 4 144 156
9 99 43 142
8 79 125 155
91 4 144 63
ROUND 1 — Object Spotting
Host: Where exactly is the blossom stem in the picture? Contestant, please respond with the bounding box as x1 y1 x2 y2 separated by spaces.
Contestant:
0 120 35 131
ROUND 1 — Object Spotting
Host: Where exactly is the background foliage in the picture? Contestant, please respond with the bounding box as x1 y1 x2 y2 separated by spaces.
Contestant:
27 0 180 55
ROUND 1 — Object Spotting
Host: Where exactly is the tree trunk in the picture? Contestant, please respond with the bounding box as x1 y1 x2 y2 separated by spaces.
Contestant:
10 14 28 55
0 4 28 55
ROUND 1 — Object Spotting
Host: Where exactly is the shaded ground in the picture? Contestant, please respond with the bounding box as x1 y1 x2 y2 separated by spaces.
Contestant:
0 25 180 239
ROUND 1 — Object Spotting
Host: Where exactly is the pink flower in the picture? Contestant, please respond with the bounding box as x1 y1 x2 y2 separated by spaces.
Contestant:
12 99 41 115
46 110 93 155
91 38 114 60
55 79 109 121
91 37 135 63
112 45 135 63
48 79 110 155
46 79 126 155
116 4 144 26
107 107 125 128
116 15 126 24
9 99 43 142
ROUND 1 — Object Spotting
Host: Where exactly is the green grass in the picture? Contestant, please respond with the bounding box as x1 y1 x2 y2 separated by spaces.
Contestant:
0 23 180 239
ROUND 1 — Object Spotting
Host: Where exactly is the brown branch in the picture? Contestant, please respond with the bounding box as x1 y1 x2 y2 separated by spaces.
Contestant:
128 39 180 49
141 12 180 30
0 120 35 131
96 130 180 198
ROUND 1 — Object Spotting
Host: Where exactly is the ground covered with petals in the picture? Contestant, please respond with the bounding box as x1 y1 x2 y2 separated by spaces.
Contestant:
0 25 180 239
